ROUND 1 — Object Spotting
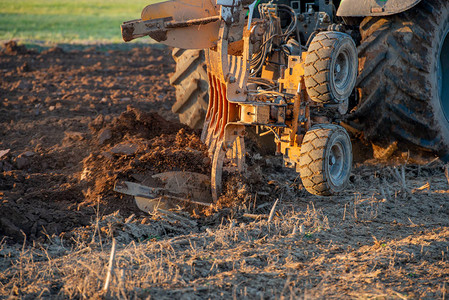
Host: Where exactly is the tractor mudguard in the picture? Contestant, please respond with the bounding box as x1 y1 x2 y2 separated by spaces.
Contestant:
336 0 421 17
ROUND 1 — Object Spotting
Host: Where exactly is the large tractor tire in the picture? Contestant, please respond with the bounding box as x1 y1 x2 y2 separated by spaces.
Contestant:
348 0 449 156
170 48 209 129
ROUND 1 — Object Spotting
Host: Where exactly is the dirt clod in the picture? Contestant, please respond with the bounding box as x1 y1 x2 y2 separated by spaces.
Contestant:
2 41 32 55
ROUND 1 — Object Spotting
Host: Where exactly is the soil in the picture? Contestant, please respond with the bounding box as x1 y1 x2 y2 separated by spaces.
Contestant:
0 41 186 240
1 41 449 298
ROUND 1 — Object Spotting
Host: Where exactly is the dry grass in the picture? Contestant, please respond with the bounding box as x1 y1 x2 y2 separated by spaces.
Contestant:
1 163 449 299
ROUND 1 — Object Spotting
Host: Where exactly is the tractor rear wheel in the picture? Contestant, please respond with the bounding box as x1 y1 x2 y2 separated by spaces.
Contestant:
349 0 449 156
170 48 209 129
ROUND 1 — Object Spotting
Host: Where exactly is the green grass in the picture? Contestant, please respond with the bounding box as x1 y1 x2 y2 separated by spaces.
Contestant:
0 0 163 44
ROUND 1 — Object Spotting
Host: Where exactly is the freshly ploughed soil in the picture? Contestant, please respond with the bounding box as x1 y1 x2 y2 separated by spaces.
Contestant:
0 41 257 242
0 41 190 240
0 41 449 299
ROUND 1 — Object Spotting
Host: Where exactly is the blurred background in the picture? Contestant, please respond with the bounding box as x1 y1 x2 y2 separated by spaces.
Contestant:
0 0 162 45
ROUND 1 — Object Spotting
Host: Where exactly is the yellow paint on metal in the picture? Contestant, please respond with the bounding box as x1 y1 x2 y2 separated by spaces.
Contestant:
278 53 307 92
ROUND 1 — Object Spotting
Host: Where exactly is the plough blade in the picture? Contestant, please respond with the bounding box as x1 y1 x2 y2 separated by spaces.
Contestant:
114 171 212 213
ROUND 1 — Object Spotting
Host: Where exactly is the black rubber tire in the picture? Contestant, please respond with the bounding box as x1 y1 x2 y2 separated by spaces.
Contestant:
348 0 449 155
170 48 209 129
304 31 358 103
298 124 352 196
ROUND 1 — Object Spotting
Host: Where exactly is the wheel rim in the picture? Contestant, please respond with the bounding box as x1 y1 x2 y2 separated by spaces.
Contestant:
328 141 345 186
438 27 449 122
333 48 351 95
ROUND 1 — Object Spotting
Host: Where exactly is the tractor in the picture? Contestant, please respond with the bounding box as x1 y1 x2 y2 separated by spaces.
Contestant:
118 0 449 206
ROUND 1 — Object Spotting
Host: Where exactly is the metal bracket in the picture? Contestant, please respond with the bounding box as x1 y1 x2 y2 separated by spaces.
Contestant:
121 16 220 43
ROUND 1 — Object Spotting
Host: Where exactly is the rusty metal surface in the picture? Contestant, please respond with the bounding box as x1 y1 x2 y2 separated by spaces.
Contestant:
337 0 421 17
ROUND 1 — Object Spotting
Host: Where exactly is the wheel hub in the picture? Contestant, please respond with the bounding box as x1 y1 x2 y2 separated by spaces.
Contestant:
329 142 345 185
438 27 449 122
334 51 351 94
336 64 341 73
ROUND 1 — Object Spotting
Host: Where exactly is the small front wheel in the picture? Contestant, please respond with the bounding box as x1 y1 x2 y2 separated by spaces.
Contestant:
298 124 352 196
304 32 358 104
